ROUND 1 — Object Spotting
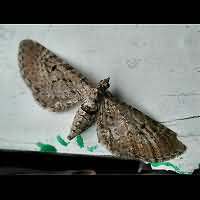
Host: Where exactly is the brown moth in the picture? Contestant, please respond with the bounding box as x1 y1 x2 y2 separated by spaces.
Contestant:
18 39 186 162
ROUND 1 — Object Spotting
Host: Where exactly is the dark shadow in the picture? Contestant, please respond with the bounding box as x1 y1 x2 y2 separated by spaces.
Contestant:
110 88 158 121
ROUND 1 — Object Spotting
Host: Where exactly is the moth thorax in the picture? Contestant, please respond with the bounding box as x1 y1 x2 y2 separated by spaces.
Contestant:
81 88 99 114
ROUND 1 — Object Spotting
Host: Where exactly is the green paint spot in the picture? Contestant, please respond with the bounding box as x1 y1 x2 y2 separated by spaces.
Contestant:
56 135 70 147
87 145 97 152
37 142 57 153
151 162 192 174
76 135 84 148
151 162 182 173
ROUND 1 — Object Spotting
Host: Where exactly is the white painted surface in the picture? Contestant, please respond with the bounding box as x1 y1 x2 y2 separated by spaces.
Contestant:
0 24 200 172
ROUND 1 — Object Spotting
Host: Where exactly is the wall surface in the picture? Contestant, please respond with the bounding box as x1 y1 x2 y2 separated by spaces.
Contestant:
0 24 200 173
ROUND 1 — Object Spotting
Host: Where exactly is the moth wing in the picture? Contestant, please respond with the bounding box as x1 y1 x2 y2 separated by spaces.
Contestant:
96 92 186 162
18 39 92 112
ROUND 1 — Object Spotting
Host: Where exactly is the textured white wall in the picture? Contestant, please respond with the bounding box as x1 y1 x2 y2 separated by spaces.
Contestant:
0 24 200 173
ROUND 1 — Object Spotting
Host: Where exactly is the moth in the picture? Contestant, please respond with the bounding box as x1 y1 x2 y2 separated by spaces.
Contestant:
18 39 186 162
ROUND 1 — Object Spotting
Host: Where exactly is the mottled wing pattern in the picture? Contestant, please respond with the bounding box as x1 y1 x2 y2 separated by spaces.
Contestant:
97 92 186 162
18 39 91 112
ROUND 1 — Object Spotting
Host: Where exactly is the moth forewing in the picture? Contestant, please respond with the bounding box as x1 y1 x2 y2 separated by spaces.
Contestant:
96 93 186 162
18 39 92 112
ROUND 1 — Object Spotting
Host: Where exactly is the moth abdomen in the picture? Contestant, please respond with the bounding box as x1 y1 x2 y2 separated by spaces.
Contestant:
67 106 96 140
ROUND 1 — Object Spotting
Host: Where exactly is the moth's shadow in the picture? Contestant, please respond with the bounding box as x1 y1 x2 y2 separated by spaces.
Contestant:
111 88 156 120
111 88 124 101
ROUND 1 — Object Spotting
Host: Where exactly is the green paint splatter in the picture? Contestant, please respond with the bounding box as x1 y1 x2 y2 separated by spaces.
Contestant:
37 142 57 153
151 162 183 173
76 135 84 148
87 145 97 152
56 135 70 147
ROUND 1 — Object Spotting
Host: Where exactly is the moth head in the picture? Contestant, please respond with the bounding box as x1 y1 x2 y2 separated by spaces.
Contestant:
97 77 110 93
